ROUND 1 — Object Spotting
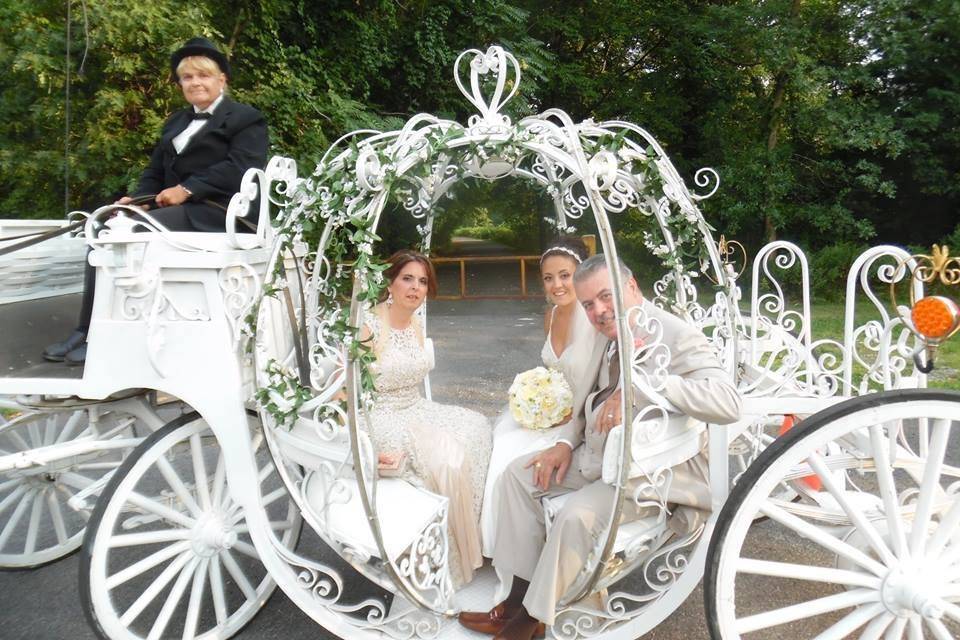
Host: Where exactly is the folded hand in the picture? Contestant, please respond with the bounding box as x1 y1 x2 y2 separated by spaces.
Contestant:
595 389 622 434
524 442 572 491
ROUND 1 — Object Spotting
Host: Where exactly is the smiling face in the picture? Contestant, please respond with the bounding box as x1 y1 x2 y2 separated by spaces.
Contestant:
541 255 580 307
387 261 429 312
575 266 643 340
177 57 226 111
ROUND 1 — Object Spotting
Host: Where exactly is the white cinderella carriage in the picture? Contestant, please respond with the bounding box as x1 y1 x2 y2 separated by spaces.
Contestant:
1 46 959 640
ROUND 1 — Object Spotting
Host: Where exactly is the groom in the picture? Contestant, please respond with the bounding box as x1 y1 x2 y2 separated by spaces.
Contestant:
459 254 742 640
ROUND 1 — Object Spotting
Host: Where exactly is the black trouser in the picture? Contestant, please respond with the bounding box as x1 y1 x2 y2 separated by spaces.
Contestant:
76 206 198 331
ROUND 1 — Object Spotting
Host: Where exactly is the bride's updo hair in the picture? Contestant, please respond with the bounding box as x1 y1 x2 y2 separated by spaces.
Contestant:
381 249 438 300
540 236 589 266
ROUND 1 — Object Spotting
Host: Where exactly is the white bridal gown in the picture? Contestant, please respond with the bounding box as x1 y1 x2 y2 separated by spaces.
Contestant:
363 307 493 586
479 302 605 562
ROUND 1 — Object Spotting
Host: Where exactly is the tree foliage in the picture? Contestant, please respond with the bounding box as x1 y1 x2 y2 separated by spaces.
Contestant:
0 0 956 253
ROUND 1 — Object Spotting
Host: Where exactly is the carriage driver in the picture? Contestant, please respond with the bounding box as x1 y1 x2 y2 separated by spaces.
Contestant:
43 37 268 366
459 254 743 640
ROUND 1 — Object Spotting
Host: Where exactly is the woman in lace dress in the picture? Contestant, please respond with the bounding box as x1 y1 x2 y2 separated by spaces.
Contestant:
362 250 492 586
480 237 606 561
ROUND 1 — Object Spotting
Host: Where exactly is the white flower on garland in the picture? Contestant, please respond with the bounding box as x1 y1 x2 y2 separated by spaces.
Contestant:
508 367 574 431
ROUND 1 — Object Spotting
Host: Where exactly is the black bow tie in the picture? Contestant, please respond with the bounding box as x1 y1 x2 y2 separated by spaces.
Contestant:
191 112 212 120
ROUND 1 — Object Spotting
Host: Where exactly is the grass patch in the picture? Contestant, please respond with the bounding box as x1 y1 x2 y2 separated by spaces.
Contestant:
809 302 959 391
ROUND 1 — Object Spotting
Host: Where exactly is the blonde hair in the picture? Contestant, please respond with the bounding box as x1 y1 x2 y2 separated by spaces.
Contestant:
176 55 224 80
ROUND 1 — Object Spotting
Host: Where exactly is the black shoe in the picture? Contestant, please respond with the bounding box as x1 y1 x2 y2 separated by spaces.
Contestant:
43 330 86 362
64 343 87 366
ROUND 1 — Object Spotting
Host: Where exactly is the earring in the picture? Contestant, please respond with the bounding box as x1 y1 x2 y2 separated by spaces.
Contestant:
386 292 394 306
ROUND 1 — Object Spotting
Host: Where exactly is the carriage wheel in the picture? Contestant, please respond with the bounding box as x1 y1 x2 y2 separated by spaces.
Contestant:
0 406 138 569
80 412 302 640
706 389 960 639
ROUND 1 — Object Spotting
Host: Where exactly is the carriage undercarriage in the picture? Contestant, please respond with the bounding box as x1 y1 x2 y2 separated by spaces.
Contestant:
1 46 958 640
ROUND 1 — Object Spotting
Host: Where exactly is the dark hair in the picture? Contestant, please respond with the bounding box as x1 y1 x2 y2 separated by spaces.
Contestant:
381 250 438 300
540 236 589 265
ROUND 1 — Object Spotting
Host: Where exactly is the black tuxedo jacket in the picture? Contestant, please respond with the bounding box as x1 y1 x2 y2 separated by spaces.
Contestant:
133 96 268 232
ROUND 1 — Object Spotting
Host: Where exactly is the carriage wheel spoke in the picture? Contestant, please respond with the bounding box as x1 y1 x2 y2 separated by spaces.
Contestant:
858 612 894 640
0 489 34 549
942 601 960 624
231 539 259 561
155 457 203 518
109 528 191 548
189 433 212 511
926 494 960 557
182 557 209 640
808 452 897 565
210 452 227 509
126 490 196 529
235 519 295 534
47 490 69 544
58 470 96 491
23 488 44 554
106 540 193 589
735 588 878 634
208 556 228 625
6 429 31 452
869 424 911 559
737 558 880 589
884 617 908 639
26 422 42 448
119 549 192 626
146 556 199 640
760 502 887 576
220 548 257 601
54 411 85 444
907 616 924 640
925 619 954 640
812 603 886 640
0 485 28 517
909 419 951 556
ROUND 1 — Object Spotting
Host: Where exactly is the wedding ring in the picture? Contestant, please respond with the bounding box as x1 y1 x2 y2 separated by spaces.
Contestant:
534 462 542 469
607 413 614 418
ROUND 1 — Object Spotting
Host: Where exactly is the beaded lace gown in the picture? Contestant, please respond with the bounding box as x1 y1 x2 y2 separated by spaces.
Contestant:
363 307 492 586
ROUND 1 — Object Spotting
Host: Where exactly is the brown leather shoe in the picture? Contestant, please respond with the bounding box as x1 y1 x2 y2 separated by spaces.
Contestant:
458 602 518 635
458 603 545 638
494 611 546 640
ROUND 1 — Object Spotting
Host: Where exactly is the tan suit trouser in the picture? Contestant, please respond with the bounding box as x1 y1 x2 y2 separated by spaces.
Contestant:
490 449 618 625
490 448 710 625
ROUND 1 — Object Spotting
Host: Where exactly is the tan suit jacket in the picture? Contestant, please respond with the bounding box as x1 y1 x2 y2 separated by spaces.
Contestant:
557 299 742 481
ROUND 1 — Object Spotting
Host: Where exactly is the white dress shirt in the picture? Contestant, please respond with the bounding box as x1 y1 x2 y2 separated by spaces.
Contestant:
172 93 224 154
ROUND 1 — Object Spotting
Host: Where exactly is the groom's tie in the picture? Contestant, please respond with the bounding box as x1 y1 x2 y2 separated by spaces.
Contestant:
592 342 620 410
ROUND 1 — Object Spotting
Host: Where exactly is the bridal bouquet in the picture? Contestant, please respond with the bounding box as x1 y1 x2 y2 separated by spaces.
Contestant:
508 366 573 430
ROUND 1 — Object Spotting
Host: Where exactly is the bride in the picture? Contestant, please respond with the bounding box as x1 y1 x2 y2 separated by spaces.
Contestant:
361 249 492 586
480 237 606 560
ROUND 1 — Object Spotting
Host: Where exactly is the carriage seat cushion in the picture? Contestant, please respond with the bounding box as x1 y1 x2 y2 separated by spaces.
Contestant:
541 491 666 555
601 416 705 485
302 469 447 562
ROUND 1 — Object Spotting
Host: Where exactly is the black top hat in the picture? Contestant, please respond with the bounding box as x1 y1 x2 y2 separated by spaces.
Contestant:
170 37 230 81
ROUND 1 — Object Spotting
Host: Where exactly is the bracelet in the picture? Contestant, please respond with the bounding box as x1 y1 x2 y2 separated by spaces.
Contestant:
180 184 193 196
